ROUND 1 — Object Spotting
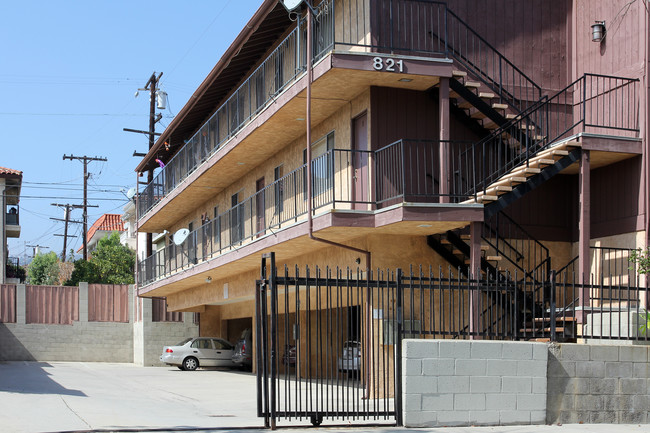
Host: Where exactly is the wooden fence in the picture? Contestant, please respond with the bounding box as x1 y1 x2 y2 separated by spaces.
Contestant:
26 285 79 325
0 284 16 323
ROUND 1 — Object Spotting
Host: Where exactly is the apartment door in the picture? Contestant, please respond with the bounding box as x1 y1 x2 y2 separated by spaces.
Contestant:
256 177 265 237
352 112 368 209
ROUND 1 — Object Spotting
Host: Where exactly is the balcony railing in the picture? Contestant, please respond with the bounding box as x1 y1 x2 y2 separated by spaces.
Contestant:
6 205 19 225
138 0 533 221
138 140 469 286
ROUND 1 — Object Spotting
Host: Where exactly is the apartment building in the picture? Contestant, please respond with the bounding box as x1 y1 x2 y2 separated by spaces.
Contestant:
1 166 22 284
133 0 647 360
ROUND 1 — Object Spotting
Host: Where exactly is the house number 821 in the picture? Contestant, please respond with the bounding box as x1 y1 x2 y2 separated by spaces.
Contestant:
372 57 404 72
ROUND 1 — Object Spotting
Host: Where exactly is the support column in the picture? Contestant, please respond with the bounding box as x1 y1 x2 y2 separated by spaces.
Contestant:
16 284 25 325
78 282 88 323
578 150 591 322
469 222 482 338
439 77 450 203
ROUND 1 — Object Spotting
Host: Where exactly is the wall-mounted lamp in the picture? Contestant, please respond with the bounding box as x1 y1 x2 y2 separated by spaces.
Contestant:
591 21 606 43
205 276 212 283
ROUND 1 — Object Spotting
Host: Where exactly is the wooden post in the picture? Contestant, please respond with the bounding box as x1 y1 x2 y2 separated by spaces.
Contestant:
469 221 482 337
578 150 591 323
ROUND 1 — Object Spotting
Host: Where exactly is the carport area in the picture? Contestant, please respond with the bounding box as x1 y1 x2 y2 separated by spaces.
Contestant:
0 361 260 432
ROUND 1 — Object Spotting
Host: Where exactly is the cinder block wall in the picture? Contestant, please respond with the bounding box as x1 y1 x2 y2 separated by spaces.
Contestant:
0 284 133 362
133 296 199 366
403 340 548 427
547 343 650 424
1 284 198 364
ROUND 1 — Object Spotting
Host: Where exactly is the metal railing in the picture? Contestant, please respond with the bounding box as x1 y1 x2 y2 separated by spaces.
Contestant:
138 0 541 221
445 8 541 112
6 205 19 225
138 141 473 286
461 73 639 197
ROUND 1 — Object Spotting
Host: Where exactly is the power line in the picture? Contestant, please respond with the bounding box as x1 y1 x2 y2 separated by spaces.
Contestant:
63 154 106 260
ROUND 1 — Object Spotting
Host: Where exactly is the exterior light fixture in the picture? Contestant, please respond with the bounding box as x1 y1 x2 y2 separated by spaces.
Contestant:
205 276 213 283
399 78 413 82
279 0 303 12
417 224 433 228
591 21 606 43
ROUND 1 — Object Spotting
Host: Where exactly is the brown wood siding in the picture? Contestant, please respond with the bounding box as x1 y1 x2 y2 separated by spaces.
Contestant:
591 156 643 238
0 284 16 323
447 0 570 93
574 0 644 79
25 285 79 325
88 284 130 323
152 297 183 322
505 157 643 242
370 86 482 149
505 175 578 242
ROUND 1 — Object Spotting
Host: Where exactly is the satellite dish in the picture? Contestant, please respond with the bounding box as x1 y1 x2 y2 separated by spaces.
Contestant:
280 0 303 12
173 228 190 246
126 187 137 200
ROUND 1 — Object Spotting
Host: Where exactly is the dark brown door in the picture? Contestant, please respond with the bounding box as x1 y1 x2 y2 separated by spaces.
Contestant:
352 112 368 209
256 178 265 237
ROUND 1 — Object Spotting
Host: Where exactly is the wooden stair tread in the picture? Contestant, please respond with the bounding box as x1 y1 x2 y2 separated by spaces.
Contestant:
457 101 473 109
479 92 496 99
492 103 508 111
533 316 577 323
465 81 481 89
452 70 468 78
471 111 488 119
486 255 502 261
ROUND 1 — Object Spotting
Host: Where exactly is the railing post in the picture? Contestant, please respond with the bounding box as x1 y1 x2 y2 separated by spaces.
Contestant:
395 268 403 426
549 270 556 342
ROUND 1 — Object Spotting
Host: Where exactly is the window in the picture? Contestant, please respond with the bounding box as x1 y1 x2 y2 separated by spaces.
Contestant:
191 338 213 349
303 131 335 198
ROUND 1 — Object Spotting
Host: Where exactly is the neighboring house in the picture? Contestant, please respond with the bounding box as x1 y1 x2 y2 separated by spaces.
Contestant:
133 0 648 358
81 213 125 256
1 166 22 284
121 199 166 262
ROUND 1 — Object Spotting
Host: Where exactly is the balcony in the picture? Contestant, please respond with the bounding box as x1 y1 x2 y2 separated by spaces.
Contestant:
137 139 483 288
6 205 20 238
137 0 453 225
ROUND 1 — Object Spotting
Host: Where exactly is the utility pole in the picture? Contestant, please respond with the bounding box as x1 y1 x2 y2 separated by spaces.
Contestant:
50 203 84 261
62 155 107 260
124 71 164 258
25 244 49 259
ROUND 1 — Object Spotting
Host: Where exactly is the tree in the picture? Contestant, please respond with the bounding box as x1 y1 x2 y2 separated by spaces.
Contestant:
629 247 650 275
27 251 60 285
65 232 135 285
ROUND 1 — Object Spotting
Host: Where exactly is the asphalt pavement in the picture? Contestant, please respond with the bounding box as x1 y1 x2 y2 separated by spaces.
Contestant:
0 362 649 433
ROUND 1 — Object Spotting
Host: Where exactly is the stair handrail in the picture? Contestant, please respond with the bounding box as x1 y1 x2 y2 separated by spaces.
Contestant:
482 211 551 282
444 8 542 113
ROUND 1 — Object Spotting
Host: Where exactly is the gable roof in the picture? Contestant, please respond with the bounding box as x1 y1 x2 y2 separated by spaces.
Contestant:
86 213 125 244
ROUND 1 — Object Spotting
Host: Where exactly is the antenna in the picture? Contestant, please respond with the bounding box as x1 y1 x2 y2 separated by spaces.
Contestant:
172 228 190 246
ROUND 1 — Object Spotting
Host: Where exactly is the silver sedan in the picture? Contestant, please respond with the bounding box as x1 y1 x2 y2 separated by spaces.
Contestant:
160 337 236 371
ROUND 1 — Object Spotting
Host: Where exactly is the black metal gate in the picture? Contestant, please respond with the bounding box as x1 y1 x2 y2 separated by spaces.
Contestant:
256 253 403 428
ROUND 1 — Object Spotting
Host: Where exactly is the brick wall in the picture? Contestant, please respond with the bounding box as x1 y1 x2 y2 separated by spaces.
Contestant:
547 343 650 424
403 340 548 427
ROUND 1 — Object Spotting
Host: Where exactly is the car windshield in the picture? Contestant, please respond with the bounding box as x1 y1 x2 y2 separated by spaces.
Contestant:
176 338 193 346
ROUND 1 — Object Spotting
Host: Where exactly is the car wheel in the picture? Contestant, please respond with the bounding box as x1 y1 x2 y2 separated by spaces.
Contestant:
177 366 184 370
183 357 198 371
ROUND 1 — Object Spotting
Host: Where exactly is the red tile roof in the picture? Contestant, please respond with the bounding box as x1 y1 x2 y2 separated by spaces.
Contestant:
86 213 125 244
0 166 22 176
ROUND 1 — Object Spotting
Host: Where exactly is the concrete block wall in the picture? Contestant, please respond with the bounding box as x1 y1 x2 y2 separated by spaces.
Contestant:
1 284 198 364
0 284 133 362
133 296 198 366
547 343 650 424
403 340 548 427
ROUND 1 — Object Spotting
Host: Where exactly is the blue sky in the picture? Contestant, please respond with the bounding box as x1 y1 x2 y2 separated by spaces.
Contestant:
2 0 264 263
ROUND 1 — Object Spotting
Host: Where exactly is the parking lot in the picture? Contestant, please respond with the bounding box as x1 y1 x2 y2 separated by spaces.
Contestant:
0 361 262 433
